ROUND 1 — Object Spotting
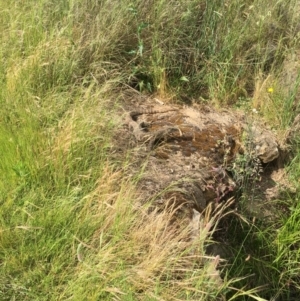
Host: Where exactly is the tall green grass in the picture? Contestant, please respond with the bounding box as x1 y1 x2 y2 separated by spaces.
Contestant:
0 0 300 300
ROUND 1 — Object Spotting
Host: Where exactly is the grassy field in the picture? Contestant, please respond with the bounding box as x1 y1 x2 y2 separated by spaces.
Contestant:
0 0 300 300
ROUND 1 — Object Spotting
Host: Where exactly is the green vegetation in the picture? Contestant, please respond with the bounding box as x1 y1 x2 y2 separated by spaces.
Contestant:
0 0 299 300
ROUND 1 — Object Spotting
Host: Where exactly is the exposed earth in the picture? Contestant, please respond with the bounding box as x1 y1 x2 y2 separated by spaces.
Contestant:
113 93 297 244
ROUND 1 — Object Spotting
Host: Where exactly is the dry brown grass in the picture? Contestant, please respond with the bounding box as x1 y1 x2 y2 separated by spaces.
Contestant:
64 171 239 300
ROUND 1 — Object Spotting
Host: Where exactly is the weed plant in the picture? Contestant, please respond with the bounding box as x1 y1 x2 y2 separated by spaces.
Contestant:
0 0 300 300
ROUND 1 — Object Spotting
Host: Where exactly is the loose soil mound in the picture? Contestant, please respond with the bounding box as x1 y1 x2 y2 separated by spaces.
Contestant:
115 95 295 230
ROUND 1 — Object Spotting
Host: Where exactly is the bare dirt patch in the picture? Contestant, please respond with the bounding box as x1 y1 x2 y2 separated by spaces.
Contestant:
117 94 295 214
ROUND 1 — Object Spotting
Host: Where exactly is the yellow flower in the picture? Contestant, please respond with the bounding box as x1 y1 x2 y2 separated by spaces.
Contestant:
267 87 274 93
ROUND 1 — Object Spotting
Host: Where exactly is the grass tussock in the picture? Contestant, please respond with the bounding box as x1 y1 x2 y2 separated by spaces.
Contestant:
0 0 300 300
